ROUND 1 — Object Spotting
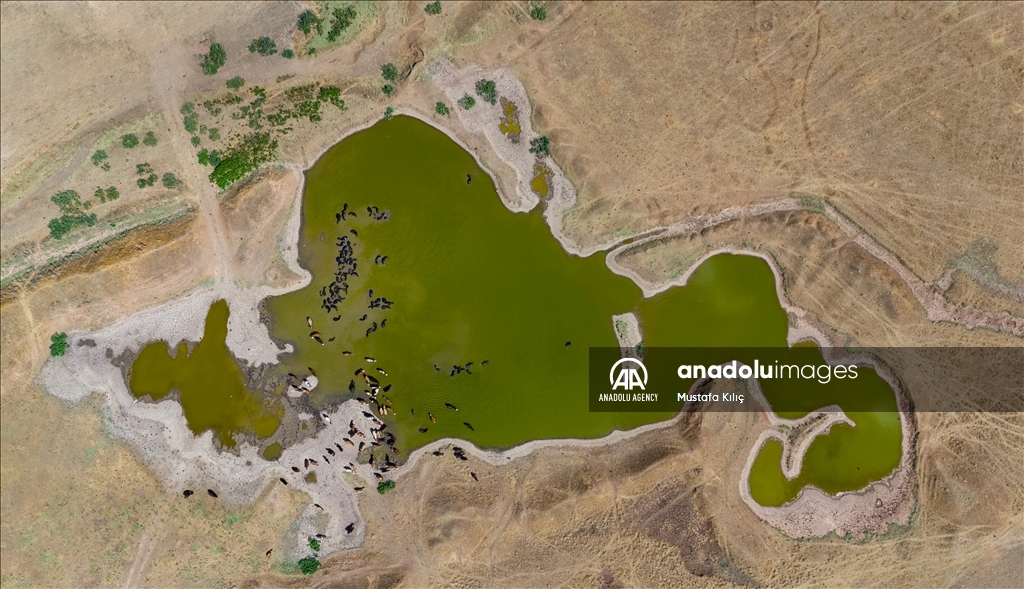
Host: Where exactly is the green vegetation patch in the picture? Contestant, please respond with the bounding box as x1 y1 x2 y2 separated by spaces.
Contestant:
282 48 295 59
49 332 68 357
297 10 323 36
162 173 183 189
307 537 320 552
326 5 357 43
381 63 398 82
48 190 97 239
121 133 139 149
94 186 119 203
298 557 320 575
377 480 396 494
200 43 227 75
529 136 550 157
529 4 547 21
248 36 277 56
209 132 278 189
381 84 394 97
143 131 157 146
91 150 108 168
136 163 158 188
424 1 441 15
384 106 394 120
435 101 450 116
457 94 475 110
475 79 497 105
226 76 245 90
181 102 199 134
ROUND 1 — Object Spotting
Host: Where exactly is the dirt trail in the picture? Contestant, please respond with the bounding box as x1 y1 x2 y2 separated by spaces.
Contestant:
150 49 234 284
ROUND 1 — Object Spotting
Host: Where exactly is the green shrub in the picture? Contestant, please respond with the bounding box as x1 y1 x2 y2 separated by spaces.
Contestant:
209 128 220 141
191 136 201 147
307 537 320 552
248 36 277 56
200 43 227 75
50 333 68 357
94 187 106 203
137 174 157 188
91 150 108 166
298 557 320 575
143 131 157 146
318 86 345 109
326 5 356 43
308 47 317 56
424 1 442 15
121 134 139 149
106 186 119 201
457 94 475 110
282 48 294 59
475 79 497 105
529 136 550 157
377 480 396 494
529 5 547 20
297 10 323 36
435 101 450 116
184 114 198 134
162 172 183 189
209 132 278 189
382 84 394 97
48 191 97 239
381 63 398 82
384 106 394 120
226 76 245 90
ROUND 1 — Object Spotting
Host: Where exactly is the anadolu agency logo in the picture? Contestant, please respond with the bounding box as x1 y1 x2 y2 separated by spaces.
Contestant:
609 358 648 391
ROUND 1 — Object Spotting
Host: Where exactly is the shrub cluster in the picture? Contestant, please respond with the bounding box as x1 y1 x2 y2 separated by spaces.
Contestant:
200 43 226 75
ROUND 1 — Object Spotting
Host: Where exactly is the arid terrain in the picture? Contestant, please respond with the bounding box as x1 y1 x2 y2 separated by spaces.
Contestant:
2 2 1021 588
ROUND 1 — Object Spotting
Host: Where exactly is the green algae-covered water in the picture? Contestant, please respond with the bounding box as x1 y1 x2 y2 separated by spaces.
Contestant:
132 115 902 507
129 300 282 448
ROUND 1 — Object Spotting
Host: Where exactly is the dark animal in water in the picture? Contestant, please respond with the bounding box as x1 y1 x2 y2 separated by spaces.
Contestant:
428 413 436 423
354 368 364 376
207 489 218 498
328 337 336 342
335 212 342 223
565 341 571 347
482 360 489 365
381 319 387 328
333 316 341 321
345 523 356 534
368 289 374 298
450 370 456 377
445 403 458 411
434 365 441 372
466 174 472 184
419 427 428 433
349 380 356 393
279 478 288 485
350 229 358 236
360 314 367 321
183 490 194 498
464 422 474 431
383 384 391 393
